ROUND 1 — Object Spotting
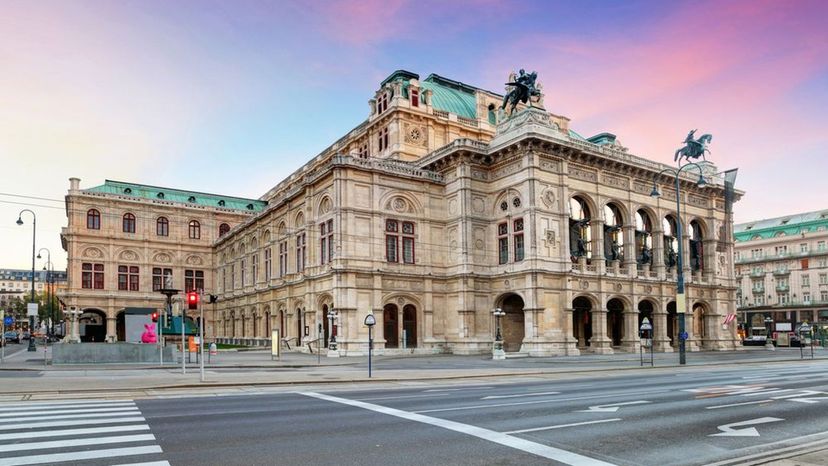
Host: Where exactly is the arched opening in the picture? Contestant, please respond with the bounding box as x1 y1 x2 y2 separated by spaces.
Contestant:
116 311 126 342
79 309 106 342
229 311 235 338
252 311 258 339
663 215 679 268
403 304 418 348
296 308 303 343
322 304 330 348
689 220 704 272
604 203 624 261
667 301 677 346
569 196 592 261
572 296 593 348
383 304 399 348
635 210 653 265
264 308 271 339
638 300 655 332
693 303 706 339
501 294 525 352
279 309 285 340
607 298 625 346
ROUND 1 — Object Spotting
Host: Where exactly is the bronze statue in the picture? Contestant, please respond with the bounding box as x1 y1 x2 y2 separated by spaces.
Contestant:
675 129 713 163
501 69 540 116
640 245 652 265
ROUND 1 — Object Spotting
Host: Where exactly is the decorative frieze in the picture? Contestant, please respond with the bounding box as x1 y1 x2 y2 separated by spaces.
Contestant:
602 174 629 190
568 164 598 182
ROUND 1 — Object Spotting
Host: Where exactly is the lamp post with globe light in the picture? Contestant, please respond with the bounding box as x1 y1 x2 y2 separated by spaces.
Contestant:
492 308 505 360
16 209 37 352
364 314 376 377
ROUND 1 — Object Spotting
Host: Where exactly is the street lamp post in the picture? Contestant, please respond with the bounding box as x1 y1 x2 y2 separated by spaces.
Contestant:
17 209 37 352
764 316 775 351
158 284 180 366
492 308 505 360
37 248 52 336
651 162 707 365
364 314 376 378
327 308 338 353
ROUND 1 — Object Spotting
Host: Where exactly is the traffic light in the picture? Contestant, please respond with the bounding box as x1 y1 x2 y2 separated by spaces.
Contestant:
151 311 158 322
187 292 199 310
208 294 218 304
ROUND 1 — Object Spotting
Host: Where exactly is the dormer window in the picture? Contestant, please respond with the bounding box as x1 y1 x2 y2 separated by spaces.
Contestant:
247 203 254 210
188 196 196 203
218 200 225 207
378 92 389 114
411 88 419 107
124 188 132 194
157 192 165 199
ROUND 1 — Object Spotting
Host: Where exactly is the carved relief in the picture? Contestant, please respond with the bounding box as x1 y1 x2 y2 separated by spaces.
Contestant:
319 197 332 214
385 196 411 214
602 174 629 189
581 280 589 290
688 194 707 207
540 188 556 208
82 247 104 259
539 157 559 173
118 250 137 261
154 252 172 263
471 170 488 180
472 197 485 214
475 239 484 250
644 285 653 293
186 255 204 266
403 123 427 147
568 164 598 182
492 161 522 179
448 198 458 215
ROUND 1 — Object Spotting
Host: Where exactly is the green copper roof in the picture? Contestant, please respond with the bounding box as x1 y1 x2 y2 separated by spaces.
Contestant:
734 209 828 241
422 74 478 120
569 129 588 141
84 180 267 212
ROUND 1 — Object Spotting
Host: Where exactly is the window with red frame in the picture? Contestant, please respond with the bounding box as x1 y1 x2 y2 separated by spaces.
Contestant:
87 209 101 230
118 265 139 291
184 269 204 293
402 222 415 264
156 217 169 236
320 219 333 264
498 222 509 264
122 213 136 233
513 218 525 262
82 263 104 289
411 88 419 107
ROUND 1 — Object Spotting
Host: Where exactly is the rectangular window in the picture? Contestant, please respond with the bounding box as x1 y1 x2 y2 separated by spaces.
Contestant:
513 218 524 262
411 88 419 107
735 251 741 261
252 254 258 283
240 260 246 287
89 263 104 289
264 248 272 281
184 269 204 293
231 264 235 289
820 273 828 285
801 243 809 253
386 219 398 262
803 275 810 287
320 219 334 264
118 266 139 291
803 293 811 304
279 241 288 277
402 222 415 264
498 222 509 264
775 245 788 256
82 263 93 289
756 295 764 306
779 293 789 304
378 127 389 152
296 233 306 272
818 241 826 251
152 268 172 291
822 291 828 302
751 248 763 259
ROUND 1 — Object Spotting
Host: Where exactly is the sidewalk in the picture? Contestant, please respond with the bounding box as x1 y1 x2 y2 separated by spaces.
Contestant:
0 345 824 397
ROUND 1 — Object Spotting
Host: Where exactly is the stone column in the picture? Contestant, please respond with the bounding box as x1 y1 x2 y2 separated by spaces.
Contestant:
592 219 605 273
653 310 672 352
621 309 639 352
106 316 117 343
683 310 700 351
652 229 665 279
562 308 581 356
703 238 717 283
589 309 613 354
623 225 636 274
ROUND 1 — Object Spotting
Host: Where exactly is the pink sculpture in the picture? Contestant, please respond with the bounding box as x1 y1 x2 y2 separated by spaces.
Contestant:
141 323 157 344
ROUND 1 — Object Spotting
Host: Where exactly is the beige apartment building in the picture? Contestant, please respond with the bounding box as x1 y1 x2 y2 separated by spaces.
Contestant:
734 210 828 339
63 70 742 355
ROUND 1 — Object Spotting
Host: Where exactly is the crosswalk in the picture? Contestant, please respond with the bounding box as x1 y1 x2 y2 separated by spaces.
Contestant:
0 399 168 466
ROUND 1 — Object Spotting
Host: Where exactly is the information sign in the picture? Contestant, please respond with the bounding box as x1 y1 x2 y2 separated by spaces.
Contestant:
271 329 280 360
27 303 38 317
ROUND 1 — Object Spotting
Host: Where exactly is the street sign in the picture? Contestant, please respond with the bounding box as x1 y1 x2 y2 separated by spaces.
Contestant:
639 317 652 331
26 303 38 317
3 317 12 326
679 331 689 340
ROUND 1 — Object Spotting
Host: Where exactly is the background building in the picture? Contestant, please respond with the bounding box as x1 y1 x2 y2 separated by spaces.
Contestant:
734 210 828 341
63 70 742 355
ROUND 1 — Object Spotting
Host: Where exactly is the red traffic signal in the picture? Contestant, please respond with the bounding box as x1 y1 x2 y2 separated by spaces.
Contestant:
151 312 158 322
187 292 199 310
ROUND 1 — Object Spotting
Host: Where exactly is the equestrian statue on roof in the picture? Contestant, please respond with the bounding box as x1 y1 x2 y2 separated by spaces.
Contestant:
675 129 713 163
501 69 541 116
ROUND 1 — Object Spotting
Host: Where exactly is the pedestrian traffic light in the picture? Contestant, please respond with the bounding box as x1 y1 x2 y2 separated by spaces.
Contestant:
151 312 158 322
208 294 218 304
187 292 199 310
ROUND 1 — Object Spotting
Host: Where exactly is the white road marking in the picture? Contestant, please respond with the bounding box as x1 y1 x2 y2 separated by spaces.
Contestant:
6 409 140 423
706 400 773 410
415 389 668 414
112 462 171 466
772 390 828 403
0 405 138 418
424 387 493 392
710 417 784 437
482 391 560 400
0 445 162 466
705 429 828 466
577 401 651 413
302 391 616 466
0 399 132 408
0 434 156 452
0 402 136 413
0 424 151 441
0 416 146 431
504 419 621 435
356 393 448 401
740 389 792 397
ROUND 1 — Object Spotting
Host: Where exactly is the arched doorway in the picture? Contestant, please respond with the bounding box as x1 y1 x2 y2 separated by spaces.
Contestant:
693 303 706 340
667 301 677 346
607 298 624 346
638 300 655 334
384 304 399 348
79 309 106 342
501 294 525 352
322 304 330 348
572 296 593 348
403 304 417 348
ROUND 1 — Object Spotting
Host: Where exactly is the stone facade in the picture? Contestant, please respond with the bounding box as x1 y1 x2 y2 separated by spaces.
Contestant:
63 70 742 355
734 210 828 338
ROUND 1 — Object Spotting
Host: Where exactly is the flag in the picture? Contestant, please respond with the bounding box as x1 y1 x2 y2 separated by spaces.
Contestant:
722 313 736 325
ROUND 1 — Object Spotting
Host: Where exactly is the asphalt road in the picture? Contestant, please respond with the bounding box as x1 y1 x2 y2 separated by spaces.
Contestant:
1 360 827 466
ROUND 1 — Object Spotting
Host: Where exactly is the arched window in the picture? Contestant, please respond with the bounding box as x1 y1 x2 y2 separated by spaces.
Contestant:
603 203 624 261
189 220 201 239
635 210 653 265
156 217 169 237
689 220 704 271
122 213 136 234
663 215 679 267
219 223 230 237
86 209 101 230
569 197 592 260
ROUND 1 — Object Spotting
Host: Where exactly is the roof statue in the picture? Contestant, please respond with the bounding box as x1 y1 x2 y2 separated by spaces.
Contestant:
501 69 541 116
675 129 713 163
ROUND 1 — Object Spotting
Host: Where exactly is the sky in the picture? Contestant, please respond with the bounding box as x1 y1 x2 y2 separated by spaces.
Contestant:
1 0 827 270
